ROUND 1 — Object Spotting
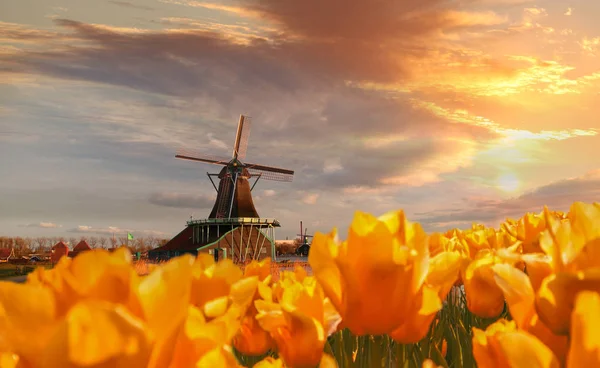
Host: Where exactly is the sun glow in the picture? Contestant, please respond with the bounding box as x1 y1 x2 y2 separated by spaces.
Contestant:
496 173 520 192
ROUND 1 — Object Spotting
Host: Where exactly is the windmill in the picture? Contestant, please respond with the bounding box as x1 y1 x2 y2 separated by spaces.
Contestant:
149 114 294 263
296 220 313 257
175 115 294 219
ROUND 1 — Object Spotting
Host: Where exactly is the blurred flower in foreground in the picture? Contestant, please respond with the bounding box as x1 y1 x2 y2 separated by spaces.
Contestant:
255 270 340 368
309 210 461 341
472 319 559 368
0 250 249 368
232 258 274 356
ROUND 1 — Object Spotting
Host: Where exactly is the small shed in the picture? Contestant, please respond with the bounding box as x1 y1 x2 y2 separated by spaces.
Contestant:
51 241 69 263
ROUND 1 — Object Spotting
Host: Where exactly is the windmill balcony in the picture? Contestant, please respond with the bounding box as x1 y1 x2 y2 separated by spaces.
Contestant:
187 217 281 227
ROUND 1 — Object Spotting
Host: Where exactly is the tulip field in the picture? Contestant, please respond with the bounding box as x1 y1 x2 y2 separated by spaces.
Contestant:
1 201 599 368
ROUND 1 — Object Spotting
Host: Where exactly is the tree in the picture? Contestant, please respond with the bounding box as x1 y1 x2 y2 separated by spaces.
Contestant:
98 237 108 249
145 235 157 250
69 237 78 248
89 236 98 248
118 236 129 247
110 236 118 248
79 236 88 243
34 237 49 252
0 237 13 248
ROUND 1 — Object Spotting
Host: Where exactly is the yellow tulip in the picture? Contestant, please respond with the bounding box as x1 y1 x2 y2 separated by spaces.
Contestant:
0 353 19 368
492 264 568 363
43 301 152 368
255 272 340 368
143 255 251 367
309 210 459 339
232 259 275 356
0 282 60 367
254 354 338 368
567 291 600 367
472 319 559 368
27 248 143 317
502 212 547 254
422 359 443 368
536 203 600 334
254 357 285 368
462 249 513 318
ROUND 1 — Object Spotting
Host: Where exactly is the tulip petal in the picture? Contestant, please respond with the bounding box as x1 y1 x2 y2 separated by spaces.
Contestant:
567 291 600 367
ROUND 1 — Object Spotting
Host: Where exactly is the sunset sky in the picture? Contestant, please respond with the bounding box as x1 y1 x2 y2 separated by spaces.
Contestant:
1 0 599 240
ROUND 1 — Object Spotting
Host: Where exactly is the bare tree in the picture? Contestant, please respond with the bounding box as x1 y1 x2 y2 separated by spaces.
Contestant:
109 236 118 248
89 236 98 248
98 237 108 249
79 236 88 242
118 236 129 247
58 236 66 242
68 237 78 248
34 237 49 252
145 235 156 250
0 237 12 248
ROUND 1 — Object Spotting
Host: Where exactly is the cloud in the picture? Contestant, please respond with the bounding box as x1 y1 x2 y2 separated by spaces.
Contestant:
262 189 276 197
1 0 510 90
19 222 62 229
416 169 600 230
148 191 216 209
207 133 229 150
108 1 154 11
302 193 319 205
564 8 573 16
68 225 168 237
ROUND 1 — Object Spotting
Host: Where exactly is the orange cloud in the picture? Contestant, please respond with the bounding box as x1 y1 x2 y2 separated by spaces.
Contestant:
410 99 598 142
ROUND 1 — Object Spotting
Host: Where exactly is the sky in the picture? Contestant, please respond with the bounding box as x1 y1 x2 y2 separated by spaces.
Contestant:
1 0 599 241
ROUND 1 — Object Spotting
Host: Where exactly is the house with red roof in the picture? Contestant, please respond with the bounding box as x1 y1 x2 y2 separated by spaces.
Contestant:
0 248 15 262
50 241 69 263
70 240 92 258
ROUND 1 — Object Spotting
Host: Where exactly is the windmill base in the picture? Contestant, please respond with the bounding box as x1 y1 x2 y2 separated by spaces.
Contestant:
148 217 280 264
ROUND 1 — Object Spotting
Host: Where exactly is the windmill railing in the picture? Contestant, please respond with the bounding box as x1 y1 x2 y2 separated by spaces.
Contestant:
187 217 281 227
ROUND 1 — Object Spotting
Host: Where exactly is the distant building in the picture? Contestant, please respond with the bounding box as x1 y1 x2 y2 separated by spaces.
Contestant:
0 248 15 262
51 241 69 263
70 240 92 258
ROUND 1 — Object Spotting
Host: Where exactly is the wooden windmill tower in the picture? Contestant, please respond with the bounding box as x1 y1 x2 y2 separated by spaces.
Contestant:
149 115 294 263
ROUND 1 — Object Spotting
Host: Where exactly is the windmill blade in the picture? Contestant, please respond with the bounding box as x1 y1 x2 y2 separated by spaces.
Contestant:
233 115 252 160
247 168 294 182
244 162 294 175
175 148 230 166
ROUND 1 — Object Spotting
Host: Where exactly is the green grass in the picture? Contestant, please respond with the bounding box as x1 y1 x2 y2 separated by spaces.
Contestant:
0 262 53 280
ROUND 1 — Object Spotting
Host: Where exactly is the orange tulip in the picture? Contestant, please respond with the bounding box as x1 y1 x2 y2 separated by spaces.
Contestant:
502 212 547 254
422 359 443 368
536 203 600 334
492 264 568 363
254 354 338 368
462 247 522 318
255 271 340 368
309 210 460 340
233 258 274 356
472 319 559 368
567 291 600 367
